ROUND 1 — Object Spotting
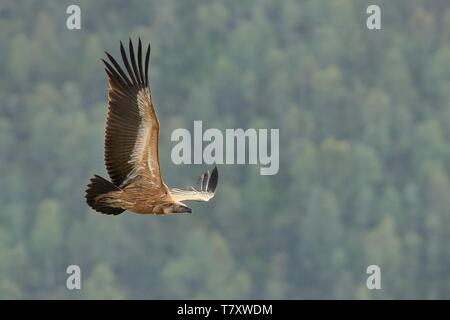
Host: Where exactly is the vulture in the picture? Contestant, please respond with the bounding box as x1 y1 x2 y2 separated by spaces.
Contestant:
85 39 218 215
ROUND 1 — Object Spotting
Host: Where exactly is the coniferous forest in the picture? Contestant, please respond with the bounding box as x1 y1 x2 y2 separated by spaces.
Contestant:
1 0 450 299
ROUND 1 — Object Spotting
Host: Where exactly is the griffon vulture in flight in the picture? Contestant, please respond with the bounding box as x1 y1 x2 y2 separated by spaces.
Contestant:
85 39 218 215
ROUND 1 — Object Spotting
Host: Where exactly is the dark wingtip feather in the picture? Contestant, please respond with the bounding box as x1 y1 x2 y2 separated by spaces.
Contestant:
208 166 218 193
137 39 144 87
120 40 136 85
128 38 141 85
104 51 132 86
144 43 151 86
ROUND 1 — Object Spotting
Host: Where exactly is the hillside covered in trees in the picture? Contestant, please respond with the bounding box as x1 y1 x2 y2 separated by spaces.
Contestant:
1 0 450 299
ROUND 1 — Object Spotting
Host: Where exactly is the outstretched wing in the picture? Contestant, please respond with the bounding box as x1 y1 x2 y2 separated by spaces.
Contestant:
102 39 163 188
170 167 219 202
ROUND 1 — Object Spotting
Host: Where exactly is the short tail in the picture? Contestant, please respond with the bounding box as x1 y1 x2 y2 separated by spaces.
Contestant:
85 175 125 215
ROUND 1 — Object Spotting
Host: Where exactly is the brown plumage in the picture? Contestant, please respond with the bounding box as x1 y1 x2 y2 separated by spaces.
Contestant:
85 39 218 215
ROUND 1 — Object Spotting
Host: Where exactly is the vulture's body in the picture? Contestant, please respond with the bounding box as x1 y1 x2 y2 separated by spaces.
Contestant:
85 39 218 215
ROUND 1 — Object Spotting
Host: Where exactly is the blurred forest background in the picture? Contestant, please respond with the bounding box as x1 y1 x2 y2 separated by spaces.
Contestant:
1 0 450 299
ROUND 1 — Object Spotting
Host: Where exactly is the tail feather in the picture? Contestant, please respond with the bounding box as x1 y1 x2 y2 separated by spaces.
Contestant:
85 175 125 215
